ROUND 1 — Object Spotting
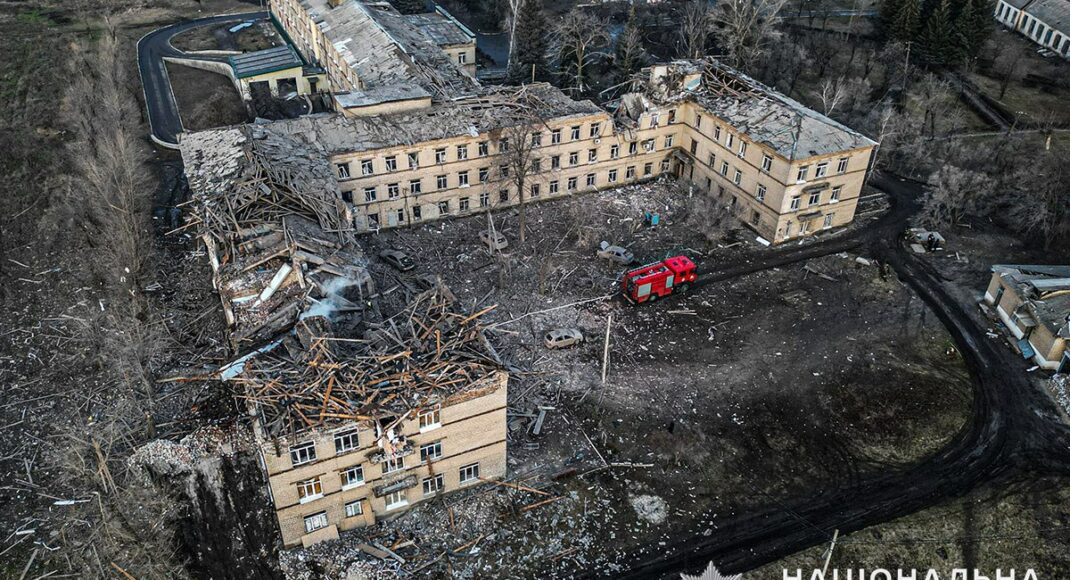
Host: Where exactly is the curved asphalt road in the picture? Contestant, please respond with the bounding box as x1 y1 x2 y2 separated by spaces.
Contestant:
137 11 269 148
602 174 1070 578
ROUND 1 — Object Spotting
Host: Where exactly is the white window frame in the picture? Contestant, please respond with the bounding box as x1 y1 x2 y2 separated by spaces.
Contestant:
361 159 374 176
831 186 842 202
290 442 316 466
304 511 328 533
336 163 351 179
297 478 323 503
386 490 408 510
383 456 405 474
459 462 480 485
790 196 801 210
815 162 828 178
418 407 441 432
836 157 849 174
756 184 766 202
457 144 468 160
435 148 447 164
423 474 445 496
761 154 772 172
344 500 363 518
420 441 443 462
334 429 359 454
608 169 618 183
385 156 397 171
738 141 747 157
387 183 400 199
796 165 809 182
341 465 365 490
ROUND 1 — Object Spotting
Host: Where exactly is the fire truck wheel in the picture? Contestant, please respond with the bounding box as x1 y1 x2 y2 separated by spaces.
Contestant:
678 283 691 294
648 294 658 302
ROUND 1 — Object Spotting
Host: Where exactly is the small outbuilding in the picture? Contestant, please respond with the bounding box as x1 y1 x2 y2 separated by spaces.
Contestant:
983 264 1070 371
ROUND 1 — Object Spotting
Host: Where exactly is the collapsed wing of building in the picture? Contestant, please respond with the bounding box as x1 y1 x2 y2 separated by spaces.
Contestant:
984 265 1070 371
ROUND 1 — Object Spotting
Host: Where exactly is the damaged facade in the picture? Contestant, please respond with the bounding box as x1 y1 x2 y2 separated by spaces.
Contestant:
181 122 508 549
984 265 1070 371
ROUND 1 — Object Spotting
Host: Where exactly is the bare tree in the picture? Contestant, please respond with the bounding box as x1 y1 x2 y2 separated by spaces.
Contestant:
552 9 611 94
1006 150 1070 249
497 120 547 244
918 164 996 228
819 77 848 116
710 0 788 73
992 48 1023 100
679 0 714 59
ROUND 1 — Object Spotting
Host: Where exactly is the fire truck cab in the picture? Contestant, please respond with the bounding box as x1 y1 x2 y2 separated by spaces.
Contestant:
621 255 697 304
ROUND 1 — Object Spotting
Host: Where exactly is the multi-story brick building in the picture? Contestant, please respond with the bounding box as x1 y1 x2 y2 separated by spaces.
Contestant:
255 371 508 548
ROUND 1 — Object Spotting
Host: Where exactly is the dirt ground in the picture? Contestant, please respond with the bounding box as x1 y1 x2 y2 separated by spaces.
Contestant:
972 29 1070 126
167 61 250 130
279 181 974 578
170 18 281 53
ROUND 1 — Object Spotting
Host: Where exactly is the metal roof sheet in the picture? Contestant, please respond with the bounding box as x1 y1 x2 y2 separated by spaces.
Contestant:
229 45 303 79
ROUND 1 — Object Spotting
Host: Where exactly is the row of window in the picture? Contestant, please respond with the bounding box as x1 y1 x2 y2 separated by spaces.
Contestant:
706 164 843 211
362 162 669 228
295 439 446 504
301 462 482 534
335 122 616 179
288 408 441 467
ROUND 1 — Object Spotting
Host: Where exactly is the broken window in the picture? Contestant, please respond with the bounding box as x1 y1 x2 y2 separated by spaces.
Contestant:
436 175 448 189
459 463 480 484
796 165 809 181
831 186 842 202
419 407 441 430
626 166 636 179
459 197 470 212
530 158 541 172
708 153 716 167
395 208 404 223
361 159 374 176
823 213 835 228
815 162 828 178
458 51 467 64
420 441 443 462
412 205 422 220
386 490 407 509
531 132 542 147
752 210 761 225
387 183 400 199
588 149 597 163
551 155 560 169
586 173 596 187
334 430 359 454
726 134 734 149
364 186 377 202
696 113 702 128
478 141 488 156
706 177 712 190
570 125 580 140
435 148 447 164
551 129 562 144
341 466 364 489
569 151 579 165
610 144 619 159
408 152 420 168
808 191 821 206
423 474 444 496
756 184 766 202
690 140 698 155
567 177 578 191
643 140 654 152
608 169 618 183
714 126 721 141
667 109 676 124
499 189 509 203
458 171 469 187
664 135 673 148
629 142 638 155
643 162 653 176
304 512 328 533
738 141 747 157
341 190 353 203
344 500 363 518
457 145 468 160
479 167 489 183
761 154 772 172
837 157 849 174
549 180 559 194
383 456 405 474
650 113 660 128
437 200 449 215
720 161 729 176
290 442 316 466
499 138 510 153
530 183 540 197
499 164 509 178
660 159 670 172
409 179 422 195
368 212 379 228
733 169 742 186
480 192 489 207
590 122 601 138
336 163 351 179
297 478 322 502
790 196 801 210
385 156 397 171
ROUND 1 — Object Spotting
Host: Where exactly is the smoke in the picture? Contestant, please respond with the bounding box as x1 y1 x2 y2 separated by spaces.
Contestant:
300 275 363 321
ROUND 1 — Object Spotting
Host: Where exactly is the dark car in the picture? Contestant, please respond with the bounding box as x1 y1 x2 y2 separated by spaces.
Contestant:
379 249 415 272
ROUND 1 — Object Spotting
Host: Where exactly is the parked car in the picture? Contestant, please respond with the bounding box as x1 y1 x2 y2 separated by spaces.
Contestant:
544 328 584 349
597 241 634 264
480 229 509 251
379 249 415 271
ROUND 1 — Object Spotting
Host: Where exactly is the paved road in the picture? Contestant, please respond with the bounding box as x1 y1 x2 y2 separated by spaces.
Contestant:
137 11 268 148
603 173 1070 578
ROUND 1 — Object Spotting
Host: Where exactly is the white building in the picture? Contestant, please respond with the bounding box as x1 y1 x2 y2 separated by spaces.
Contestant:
994 0 1070 58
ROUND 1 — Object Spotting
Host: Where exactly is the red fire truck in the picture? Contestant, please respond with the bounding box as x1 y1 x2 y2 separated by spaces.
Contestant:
621 255 697 304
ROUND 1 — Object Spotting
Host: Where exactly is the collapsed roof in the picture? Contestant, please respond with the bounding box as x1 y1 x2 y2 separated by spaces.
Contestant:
252 83 605 157
628 59 877 160
992 264 1070 338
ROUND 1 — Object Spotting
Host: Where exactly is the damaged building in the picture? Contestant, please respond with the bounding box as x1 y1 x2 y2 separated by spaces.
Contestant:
181 120 508 549
984 265 1070 371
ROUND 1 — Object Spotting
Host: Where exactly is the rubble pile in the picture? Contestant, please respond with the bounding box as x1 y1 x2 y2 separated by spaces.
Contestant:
238 284 503 438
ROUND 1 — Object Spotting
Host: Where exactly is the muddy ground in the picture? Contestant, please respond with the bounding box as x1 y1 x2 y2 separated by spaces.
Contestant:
167 62 250 131
280 182 973 578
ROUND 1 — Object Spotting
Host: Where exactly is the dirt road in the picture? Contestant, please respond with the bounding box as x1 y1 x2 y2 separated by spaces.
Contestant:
606 174 1070 577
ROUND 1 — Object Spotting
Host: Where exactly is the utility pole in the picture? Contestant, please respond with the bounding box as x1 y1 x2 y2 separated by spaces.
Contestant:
821 529 840 577
601 314 612 383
